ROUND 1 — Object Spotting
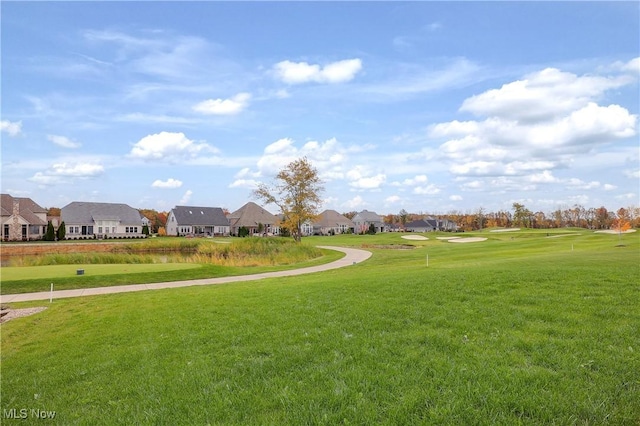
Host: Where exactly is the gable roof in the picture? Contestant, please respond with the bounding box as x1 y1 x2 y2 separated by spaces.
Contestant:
1 193 47 225
315 209 354 227
228 202 278 227
61 201 142 224
170 206 229 226
405 219 434 229
353 209 383 222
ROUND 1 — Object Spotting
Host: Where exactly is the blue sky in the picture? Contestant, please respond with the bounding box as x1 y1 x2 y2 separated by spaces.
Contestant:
2 2 638 215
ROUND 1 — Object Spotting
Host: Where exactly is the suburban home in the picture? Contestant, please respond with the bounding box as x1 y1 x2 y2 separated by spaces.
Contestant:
227 202 280 236
405 219 436 233
302 209 355 236
1 193 48 241
61 201 145 239
166 205 230 237
352 209 386 234
424 217 458 232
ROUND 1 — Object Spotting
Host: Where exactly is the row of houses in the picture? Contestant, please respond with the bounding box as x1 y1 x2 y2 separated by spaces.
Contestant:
1 193 456 241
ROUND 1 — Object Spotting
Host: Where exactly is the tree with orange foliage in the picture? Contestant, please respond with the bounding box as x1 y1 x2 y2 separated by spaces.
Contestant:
612 208 631 243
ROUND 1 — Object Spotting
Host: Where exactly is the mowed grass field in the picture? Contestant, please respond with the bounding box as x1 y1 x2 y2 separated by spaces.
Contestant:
1 230 639 424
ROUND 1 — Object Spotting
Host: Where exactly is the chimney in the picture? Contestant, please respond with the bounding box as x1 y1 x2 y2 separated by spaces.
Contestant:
13 198 20 217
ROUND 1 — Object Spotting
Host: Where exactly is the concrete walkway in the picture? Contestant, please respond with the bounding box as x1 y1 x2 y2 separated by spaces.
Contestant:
0 246 372 303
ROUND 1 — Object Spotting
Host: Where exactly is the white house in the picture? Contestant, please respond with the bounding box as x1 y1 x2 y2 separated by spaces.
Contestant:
61 201 145 239
166 206 230 236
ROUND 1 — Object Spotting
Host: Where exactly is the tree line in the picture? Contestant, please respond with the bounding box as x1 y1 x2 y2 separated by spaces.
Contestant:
381 204 639 232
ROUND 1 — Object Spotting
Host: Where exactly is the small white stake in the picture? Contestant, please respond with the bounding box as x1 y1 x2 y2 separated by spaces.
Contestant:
50 283 53 303
426 254 429 267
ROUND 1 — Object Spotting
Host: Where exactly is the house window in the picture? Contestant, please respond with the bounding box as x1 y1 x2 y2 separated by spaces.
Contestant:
98 227 102 233
112 227 116 233
3 224 8 238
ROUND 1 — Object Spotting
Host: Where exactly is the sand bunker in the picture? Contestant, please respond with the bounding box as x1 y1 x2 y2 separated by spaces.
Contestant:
594 229 637 234
449 237 488 243
436 236 460 240
401 235 429 241
490 228 520 232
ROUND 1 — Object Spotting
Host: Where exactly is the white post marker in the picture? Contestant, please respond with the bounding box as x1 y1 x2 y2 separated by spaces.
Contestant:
426 254 429 267
50 283 53 303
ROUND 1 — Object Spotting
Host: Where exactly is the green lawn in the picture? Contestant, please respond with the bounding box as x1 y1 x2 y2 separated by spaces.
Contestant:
1 263 201 281
1 230 639 424
0 246 343 295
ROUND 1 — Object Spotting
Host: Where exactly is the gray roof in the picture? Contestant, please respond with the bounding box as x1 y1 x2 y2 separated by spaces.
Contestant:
1 194 47 225
61 201 143 225
353 209 383 223
228 202 278 227
405 219 434 229
171 206 229 226
315 210 354 227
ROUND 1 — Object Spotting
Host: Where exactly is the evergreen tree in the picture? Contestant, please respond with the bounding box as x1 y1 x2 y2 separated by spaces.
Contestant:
57 221 66 241
45 221 55 241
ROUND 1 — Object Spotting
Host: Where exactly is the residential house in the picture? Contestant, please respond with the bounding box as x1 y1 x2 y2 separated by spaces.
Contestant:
227 202 280 236
166 206 230 236
425 217 458 232
303 210 354 236
1 194 48 241
61 201 145 239
405 219 436 233
352 210 386 234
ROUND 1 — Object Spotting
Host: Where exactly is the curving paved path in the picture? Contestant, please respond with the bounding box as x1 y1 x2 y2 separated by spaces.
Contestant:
0 246 372 303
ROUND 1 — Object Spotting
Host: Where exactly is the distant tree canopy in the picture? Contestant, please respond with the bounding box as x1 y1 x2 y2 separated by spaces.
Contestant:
139 209 168 233
254 157 324 242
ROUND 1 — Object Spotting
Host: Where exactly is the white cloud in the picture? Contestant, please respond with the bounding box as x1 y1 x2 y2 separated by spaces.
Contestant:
192 92 251 115
151 178 183 189
343 195 367 210
179 189 193 204
385 195 402 204
273 58 362 84
413 184 440 195
460 67 632 122
252 137 355 182
449 195 463 201
403 175 428 185
28 162 104 185
346 166 386 190
51 162 104 177
48 135 81 149
432 65 638 184
609 57 640 74
228 179 259 189
1 120 22 137
624 169 640 179
129 131 219 162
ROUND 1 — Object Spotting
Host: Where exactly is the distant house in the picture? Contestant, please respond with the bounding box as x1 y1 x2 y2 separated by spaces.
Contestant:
405 219 436 233
424 217 458 232
352 210 386 234
303 210 354 236
1 194 48 241
227 202 280 236
61 201 145 239
166 206 230 236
